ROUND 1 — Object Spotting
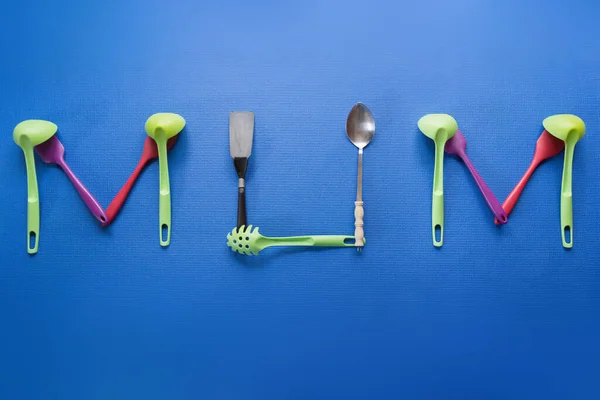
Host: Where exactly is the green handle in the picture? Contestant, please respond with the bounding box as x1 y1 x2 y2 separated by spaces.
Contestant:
432 141 444 247
560 143 575 248
157 139 171 247
266 235 355 248
24 147 40 254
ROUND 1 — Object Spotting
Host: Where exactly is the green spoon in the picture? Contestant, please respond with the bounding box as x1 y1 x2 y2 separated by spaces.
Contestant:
418 114 458 247
227 225 360 255
144 113 185 247
543 114 586 248
13 120 58 254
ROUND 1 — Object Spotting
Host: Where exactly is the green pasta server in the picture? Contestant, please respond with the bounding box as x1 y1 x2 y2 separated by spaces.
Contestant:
227 226 362 255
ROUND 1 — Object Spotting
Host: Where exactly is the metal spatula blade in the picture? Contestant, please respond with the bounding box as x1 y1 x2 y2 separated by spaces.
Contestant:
229 111 255 228
229 112 254 158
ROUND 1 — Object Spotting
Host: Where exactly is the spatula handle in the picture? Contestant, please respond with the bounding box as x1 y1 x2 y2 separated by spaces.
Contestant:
59 160 107 225
237 179 247 228
157 140 171 247
267 235 355 247
105 159 147 225
495 159 538 224
560 143 575 248
432 142 444 247
24 148 40 254
461 154 507 223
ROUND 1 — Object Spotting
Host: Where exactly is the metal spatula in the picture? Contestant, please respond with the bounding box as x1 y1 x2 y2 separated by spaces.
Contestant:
229 112 255 228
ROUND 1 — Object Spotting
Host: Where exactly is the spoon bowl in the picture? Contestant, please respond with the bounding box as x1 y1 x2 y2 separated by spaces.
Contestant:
13 119 58 254
346 103 375 250
543 114 586 248
346 103 375 149
543 114 586 143
418 114 458 247
418 114 458 142
145 113 185 141
145 112 186 247
13 120 57 147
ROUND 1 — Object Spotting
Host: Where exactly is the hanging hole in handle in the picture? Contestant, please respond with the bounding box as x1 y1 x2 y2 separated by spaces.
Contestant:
499 215 508 224
29 231 36 250
161 224 168 243
564 226 571 245
434 225 442 243
100 215 107 224
344 238 354 245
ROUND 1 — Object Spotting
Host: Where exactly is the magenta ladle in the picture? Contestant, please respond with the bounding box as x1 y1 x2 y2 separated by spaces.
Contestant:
35 136 107 224
445 130 508 224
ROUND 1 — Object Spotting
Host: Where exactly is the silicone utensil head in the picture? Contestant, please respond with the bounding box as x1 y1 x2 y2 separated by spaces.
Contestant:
145 113 185 141
535 130 565 160
227 225 262 255
418 114 458 142
543 114 585 144
444 129 467 155
34 135 64 164
13 120 57 148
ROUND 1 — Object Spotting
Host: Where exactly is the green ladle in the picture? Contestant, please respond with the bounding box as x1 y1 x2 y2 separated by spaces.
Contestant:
543 114 586 248
227 226 360 255
144 112 185 247
418 114 458 247
13 120 58 254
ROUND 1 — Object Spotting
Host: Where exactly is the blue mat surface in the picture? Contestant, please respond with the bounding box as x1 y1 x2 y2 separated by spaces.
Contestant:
1 0 600 398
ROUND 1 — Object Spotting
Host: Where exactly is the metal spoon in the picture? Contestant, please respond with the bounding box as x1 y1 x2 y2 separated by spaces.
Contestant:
346 103 375 251
13 119 58 254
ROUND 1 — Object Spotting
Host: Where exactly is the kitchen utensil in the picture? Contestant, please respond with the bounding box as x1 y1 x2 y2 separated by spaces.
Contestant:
105 135 179 226
227 225 359 255
229 112 255 228
494 130 564 224
445 130 507 223
418 114 458 247
544 114 586 248
145 112 185 246
35 135 107 225
346 103 375 251
13 119 57 254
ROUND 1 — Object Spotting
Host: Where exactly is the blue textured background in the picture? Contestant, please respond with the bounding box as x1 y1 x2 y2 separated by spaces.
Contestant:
1 0 600 398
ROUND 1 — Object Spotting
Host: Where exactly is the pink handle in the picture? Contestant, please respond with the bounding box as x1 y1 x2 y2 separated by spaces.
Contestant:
461 154 508 224
494 159 538 224
58 159 107 225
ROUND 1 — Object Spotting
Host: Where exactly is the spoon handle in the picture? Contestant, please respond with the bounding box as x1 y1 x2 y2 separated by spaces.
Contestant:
461 154 507 223
354 149 365 248
105 157 148 225
432 142 444 247
157 140 171 247
560 144 575 248
58 159 107 225
24 148 40 254
265 235 356 247
237 180 247 228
